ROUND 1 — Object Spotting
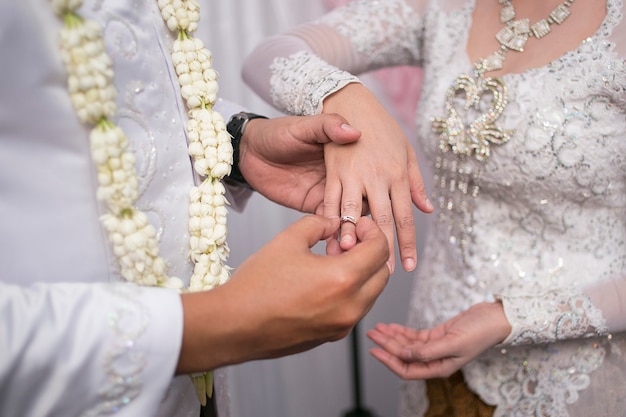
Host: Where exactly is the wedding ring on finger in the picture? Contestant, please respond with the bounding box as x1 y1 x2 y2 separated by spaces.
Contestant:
340 215 357 226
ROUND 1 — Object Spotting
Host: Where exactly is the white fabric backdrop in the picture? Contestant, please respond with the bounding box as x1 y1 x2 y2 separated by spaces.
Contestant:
198 2 432 416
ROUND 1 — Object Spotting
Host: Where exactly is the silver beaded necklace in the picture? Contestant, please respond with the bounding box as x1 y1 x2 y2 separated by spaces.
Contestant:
429 0 576 261
432 0 576 159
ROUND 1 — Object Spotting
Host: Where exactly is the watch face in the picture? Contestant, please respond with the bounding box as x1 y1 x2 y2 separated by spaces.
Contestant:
235 112 249 121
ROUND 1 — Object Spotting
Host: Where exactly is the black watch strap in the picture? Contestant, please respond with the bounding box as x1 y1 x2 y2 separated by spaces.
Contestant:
226 111 268 189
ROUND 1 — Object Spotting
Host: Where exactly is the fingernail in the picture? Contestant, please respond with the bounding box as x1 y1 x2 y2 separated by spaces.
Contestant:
340 123 358 133
386 261 393 274
403 258 416 272
425 197 434 211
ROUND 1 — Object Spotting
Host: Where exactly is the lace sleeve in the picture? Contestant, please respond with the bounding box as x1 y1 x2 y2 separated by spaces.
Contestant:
312 0 424 69
268 51 360 116
242 0 426 115
496 276 626 346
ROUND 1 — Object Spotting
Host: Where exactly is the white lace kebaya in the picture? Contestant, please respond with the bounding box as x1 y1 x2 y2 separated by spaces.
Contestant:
51 0 232 405
243 0 626 415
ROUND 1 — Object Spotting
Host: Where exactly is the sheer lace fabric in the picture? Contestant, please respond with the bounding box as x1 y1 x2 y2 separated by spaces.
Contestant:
269 51 360 115
243 0 626 416
498 288 608 346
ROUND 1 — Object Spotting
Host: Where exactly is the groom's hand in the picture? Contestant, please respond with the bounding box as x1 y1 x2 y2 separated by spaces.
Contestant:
176 214 390 374
238 113 361 214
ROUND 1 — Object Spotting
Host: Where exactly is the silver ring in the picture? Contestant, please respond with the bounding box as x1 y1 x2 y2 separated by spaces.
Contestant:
340 215 357 225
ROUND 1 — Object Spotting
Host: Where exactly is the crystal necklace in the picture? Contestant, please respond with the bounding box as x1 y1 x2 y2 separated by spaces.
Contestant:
429 0 576 260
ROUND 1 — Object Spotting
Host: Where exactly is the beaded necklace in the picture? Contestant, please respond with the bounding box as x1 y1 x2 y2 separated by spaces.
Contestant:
430 0 576 261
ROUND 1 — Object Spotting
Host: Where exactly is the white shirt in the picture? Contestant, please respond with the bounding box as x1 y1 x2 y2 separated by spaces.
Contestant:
0 1 248 415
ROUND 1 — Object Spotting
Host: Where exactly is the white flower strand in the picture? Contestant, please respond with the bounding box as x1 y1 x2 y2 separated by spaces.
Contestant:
58 13 116 124
187 108 233 182
157 0 200 33
89 121 138 211
53 0 234 405
188 180 230 292
159 0 233 293
53 3 184 290
157 0 233 404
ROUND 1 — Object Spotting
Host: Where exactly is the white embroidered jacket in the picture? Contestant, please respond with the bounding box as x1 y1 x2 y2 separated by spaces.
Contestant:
0 1 249 416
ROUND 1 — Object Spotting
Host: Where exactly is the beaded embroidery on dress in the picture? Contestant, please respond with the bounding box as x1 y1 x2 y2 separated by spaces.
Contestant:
270 51 359 115
266 0 625 415
407 1 626 416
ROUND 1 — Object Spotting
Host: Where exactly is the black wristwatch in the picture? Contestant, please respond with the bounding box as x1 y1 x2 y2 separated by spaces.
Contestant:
226 111 268 189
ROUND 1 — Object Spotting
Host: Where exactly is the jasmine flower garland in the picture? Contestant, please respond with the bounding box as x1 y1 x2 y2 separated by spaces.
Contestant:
160 1 233 294
51 0 233 405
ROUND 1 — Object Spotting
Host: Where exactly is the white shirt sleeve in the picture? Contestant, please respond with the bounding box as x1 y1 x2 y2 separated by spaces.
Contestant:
0 281 183 417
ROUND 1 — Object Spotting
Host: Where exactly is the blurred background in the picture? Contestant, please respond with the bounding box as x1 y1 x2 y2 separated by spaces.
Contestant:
198 1 431 416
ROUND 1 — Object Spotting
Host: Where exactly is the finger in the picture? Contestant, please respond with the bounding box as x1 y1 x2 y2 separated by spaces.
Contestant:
385 323 426 341
285 215 341 248
389 182 417 272
293 114 361 146
341 217 391 278
349 263 391 319
330 217 390 315
321 114 361 145
369 347 426 380
325 234 343 256
370 324 418 346
366 328 411 358
339 188 365 251
369 347 451 380
366 187 397 273
403 336 465 364
407 155 434 214
323 170 343 220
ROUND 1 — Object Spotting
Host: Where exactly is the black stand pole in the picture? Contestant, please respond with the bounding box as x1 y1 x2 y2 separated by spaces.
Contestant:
342 323 377 417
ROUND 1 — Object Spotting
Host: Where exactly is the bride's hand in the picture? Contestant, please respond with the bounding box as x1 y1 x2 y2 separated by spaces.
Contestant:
366 302 511 380
322 83 433 272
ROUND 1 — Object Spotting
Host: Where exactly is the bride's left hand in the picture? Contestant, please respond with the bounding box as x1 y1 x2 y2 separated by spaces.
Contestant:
366 302 511 380
322 83 433 272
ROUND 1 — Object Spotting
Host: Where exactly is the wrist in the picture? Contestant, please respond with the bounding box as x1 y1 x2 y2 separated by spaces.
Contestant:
489 300 513 346
177 287 255 374
226 112 268 189
321 82 365 113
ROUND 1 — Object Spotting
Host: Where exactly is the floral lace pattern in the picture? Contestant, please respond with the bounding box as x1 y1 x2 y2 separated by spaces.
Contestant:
498 288 609 346
314 0 423 68
463 337 613 417
275 0 626 416
404 1 626 416
270 51 359 115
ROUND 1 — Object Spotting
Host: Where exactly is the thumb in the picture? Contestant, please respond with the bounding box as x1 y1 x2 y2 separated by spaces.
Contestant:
322 113 361 145
283 215 341 249
343 217 391 273
354 217 390 251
